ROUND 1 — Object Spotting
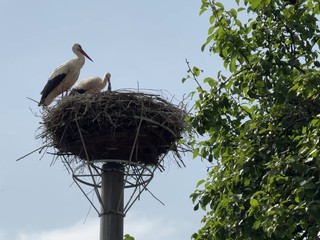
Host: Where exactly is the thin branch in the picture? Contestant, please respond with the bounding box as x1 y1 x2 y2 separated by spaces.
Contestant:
185 59 203 91
214 67 249 95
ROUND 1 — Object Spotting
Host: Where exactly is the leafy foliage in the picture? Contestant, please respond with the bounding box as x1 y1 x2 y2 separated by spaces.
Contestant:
123 234 135 240
187 0 320 239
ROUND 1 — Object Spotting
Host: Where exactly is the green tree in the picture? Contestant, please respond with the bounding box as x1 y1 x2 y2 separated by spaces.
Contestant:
186 0 320 239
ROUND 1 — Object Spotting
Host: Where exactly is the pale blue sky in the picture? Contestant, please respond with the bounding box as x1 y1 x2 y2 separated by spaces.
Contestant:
0 0 230 239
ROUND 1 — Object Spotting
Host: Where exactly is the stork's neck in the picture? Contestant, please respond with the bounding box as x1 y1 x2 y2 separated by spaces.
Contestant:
102 76 109 87
74 51 86 68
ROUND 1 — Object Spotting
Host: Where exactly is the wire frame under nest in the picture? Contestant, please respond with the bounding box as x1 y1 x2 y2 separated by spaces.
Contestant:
64 158 155 215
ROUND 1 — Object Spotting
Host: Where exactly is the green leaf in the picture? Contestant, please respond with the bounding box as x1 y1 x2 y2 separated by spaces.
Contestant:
204 77 217 87
229 56 237 72
193 66 201 77
215 2 224 9
181 77 188 83
250 198 259 207
251 0 262 9
253 220 261 229
193 148 200 159
229 8 237 18
196 179 205 187
193 203 199 211
209 15 215 24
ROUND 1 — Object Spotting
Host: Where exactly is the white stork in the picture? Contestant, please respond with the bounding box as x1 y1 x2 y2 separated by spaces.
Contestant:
39 43 93 106
69 73 112 95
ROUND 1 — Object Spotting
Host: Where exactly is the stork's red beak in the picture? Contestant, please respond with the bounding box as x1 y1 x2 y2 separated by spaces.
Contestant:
79 49 93 62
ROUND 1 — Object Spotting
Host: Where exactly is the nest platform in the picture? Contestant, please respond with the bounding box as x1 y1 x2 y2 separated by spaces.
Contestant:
40 91 187 166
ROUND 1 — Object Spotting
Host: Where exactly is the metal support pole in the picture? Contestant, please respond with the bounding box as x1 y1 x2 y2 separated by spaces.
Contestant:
100 163 124 240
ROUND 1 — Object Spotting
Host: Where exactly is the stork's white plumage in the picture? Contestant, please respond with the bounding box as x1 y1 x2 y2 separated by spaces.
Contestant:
69 73 111 95
39 43 93 106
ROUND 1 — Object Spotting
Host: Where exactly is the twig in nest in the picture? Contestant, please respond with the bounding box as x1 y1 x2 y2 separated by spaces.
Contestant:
27 96 39 105
16 145 49 161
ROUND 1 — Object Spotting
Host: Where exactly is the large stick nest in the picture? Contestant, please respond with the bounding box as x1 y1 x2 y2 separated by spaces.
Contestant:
39 91 187 167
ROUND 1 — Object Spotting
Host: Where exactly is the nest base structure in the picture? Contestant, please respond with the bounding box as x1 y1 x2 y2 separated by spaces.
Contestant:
39 90 187 215
72 159 154 189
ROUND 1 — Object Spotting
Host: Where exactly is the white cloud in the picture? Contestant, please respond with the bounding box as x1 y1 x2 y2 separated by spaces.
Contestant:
16 219 98 240
0 212 192 240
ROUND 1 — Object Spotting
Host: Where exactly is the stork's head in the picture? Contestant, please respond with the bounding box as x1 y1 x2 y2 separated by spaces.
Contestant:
104 73 111 82
105 73 112 92
72 43 93 62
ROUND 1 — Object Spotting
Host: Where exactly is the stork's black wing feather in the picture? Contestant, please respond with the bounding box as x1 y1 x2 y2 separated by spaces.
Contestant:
69 88 87 96
39 74 66 106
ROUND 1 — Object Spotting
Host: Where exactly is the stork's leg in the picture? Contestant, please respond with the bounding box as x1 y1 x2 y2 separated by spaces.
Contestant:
61 90 68 98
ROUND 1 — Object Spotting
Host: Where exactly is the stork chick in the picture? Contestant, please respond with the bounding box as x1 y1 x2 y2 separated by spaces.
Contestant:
69 73 111 95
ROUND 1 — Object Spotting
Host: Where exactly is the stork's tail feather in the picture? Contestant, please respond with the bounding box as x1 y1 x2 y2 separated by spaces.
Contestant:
39 95 46 106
